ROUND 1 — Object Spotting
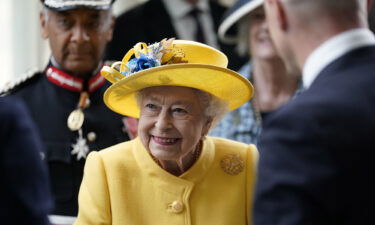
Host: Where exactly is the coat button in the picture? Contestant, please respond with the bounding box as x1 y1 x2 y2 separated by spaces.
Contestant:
87 132 97 142
170 201 184 213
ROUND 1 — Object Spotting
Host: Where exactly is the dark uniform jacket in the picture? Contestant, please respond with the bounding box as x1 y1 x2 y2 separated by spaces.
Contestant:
2 65 129 216
104 0 247 70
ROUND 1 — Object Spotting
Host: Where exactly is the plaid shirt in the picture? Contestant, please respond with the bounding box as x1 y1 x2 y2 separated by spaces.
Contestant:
209 63 303 144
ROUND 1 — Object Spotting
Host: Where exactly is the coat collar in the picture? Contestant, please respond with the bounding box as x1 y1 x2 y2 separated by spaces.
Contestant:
45 65 106 93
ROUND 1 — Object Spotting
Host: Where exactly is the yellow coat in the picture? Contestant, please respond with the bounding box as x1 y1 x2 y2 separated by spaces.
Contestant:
74 137 258 225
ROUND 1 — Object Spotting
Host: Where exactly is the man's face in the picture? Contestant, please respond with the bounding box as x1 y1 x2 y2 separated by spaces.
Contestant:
40 8 114 77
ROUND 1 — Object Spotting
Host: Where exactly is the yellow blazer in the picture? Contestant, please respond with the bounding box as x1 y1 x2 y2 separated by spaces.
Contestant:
74 137 258 225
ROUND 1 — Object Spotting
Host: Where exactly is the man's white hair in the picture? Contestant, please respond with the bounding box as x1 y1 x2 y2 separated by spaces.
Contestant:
282 0 359 13
280 0 362 26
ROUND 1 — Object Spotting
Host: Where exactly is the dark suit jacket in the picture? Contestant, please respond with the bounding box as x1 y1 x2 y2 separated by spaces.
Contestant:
0 97 52 225
105 0 247 70
254 45 375 225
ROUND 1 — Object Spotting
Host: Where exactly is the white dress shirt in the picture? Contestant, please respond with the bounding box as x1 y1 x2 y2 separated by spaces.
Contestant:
162 0 220 49
303 28 375 89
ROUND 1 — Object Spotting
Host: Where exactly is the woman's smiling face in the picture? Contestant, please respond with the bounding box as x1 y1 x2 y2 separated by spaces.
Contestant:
137 86 211 161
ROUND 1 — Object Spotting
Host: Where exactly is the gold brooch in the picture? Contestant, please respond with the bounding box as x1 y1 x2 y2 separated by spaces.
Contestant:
220 154 244 175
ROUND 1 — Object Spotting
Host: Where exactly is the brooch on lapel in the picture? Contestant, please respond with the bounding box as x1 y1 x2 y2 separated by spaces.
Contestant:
220 153 244 175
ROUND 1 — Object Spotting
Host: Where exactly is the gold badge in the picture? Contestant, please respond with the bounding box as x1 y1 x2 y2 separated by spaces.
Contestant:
220 153 244 175
67 109 84 131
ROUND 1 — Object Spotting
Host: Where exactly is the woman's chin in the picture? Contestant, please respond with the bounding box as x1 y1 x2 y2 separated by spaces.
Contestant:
150 147 179 161
153 154 178 162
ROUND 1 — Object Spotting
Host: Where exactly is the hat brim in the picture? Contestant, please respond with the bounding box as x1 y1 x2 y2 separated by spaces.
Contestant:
103 64 254 118
219 0 263 44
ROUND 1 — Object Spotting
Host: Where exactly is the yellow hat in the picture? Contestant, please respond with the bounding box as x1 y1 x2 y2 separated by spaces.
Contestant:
101 38 253 118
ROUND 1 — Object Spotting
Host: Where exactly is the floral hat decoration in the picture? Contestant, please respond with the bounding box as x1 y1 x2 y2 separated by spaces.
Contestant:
101 38 254 118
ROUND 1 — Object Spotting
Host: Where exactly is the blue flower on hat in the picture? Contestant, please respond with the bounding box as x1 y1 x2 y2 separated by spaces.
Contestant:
133 54 160 72
122 54 161 76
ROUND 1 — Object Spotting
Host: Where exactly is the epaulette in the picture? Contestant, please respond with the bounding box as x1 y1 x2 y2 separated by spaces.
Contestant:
0 68 41 96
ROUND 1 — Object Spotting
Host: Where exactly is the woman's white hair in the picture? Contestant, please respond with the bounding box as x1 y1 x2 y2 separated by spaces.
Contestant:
194 89 229 129
135 87 229 131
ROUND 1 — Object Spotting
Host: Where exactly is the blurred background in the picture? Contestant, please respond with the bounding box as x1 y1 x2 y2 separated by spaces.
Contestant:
0 0 235 87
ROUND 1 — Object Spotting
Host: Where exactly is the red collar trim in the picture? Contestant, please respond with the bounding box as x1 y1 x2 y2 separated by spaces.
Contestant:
45 66 106 93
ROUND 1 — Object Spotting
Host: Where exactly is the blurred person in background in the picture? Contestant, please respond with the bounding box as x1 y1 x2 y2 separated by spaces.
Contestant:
0 97 52 225
210 0 301 144
104 0 247 70
254 0 375 224
0 0 130 224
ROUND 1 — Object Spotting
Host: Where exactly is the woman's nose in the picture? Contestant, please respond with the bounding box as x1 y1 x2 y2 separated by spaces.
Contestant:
155 111 172 130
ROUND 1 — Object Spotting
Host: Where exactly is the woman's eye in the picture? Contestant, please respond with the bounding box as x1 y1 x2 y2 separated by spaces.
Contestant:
145 103 157 110
251 12 265 21
173 108 187 114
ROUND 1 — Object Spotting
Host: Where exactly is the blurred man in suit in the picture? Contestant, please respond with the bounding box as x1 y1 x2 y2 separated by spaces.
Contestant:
105 0 247 70
254 0 375 224
0 97 52 225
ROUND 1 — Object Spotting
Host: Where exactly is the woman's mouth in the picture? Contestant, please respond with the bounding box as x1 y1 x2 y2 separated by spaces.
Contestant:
152 136 179 145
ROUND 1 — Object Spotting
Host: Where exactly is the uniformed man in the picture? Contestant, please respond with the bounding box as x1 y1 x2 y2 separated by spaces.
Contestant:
0 0 130 224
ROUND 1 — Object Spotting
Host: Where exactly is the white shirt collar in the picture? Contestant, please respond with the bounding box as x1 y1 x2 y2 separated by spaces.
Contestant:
303 28 375 89
162 0 209 19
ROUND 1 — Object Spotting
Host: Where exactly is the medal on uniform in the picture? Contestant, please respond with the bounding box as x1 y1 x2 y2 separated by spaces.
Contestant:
71 129 90 160
68 91 91 160
67 109 84 131
67 91 89 131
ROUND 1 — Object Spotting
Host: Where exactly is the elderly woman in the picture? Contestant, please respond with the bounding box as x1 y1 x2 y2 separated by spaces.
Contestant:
74 39 258 225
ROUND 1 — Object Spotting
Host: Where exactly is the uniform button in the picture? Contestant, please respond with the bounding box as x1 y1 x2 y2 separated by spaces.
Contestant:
170 201 184 213
87 132 97 142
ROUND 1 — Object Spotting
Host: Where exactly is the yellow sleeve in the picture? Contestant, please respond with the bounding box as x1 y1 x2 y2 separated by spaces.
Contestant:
74 152 111 225
246 144 259 225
